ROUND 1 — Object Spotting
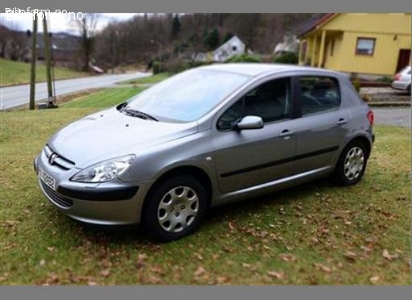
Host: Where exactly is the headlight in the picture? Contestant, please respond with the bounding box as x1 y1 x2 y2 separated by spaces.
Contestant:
71 154 136 183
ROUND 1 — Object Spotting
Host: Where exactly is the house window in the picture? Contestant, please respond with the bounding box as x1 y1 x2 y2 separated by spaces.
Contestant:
356 38 375 55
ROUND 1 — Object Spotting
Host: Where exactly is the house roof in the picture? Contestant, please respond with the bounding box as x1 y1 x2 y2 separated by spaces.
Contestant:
213 35 244 54
297 13 337 37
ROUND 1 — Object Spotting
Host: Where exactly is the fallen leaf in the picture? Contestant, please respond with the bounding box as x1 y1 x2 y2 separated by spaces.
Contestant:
100 269 110 277
194 266 206 277
216 276 229 284
148 276 162 284
242 262 258 270
314 263 331 273
39 259 46 266
278 254 296 262
138 253 148 261
343 251 357 262
382 249 398 261
150 266 164 274
369 276 380 284
195 253 203 261
136 253 148 269
87 281 98 286
46 247 55 253
228 221 235 230
267 271 284 279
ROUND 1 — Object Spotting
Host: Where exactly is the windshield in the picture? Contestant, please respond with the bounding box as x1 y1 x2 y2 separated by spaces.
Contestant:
125 68 250 122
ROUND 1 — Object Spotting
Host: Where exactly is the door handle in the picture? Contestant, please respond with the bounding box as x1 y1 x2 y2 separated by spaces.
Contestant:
279 129 294 138
337 118 348 125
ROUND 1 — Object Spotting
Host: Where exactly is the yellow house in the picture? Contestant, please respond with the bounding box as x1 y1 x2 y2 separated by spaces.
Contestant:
298 13 411 78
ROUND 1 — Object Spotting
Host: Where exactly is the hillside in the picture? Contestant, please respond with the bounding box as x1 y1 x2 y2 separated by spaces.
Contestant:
0 58 90 87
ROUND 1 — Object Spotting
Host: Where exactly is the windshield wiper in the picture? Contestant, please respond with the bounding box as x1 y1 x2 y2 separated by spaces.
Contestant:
124 108 158 122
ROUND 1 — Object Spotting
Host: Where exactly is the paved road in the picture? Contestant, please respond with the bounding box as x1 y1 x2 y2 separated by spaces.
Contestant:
372 107 411 128
0 72 151 110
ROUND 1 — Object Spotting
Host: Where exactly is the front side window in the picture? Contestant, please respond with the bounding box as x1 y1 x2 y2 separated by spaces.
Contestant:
299 76 341 116
217 77 292 130
356 38 375 55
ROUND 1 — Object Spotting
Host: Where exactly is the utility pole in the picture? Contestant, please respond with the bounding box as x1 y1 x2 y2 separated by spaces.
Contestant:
29 14 37 110
42 17 55 108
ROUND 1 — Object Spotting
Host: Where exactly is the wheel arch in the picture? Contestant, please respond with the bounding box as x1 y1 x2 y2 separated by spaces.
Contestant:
142 165 213 213
343 135 372 159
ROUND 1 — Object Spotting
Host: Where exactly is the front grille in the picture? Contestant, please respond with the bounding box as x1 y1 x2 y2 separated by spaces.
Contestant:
40 180 73 208
44 145 75 170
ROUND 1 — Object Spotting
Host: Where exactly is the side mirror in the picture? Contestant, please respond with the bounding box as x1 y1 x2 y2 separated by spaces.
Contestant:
235 116 264 130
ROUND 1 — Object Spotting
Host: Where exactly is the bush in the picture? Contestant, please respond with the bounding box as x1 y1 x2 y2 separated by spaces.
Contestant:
154 59 213 74
273 52 298 64
353 77 361 93
225 54 262 63
152 61 163 74
376 76 392 83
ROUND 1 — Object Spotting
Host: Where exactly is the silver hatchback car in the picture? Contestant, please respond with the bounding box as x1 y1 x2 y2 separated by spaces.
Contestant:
34 64 375 241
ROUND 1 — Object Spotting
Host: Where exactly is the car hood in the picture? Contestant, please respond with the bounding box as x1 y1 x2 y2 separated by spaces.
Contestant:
48 108 198 168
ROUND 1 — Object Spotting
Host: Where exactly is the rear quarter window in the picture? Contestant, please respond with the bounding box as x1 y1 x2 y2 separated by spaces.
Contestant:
299 76 341 116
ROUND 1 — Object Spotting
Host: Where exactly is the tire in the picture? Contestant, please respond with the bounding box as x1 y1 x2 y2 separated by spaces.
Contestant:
333 141 368 186
142 175 208 242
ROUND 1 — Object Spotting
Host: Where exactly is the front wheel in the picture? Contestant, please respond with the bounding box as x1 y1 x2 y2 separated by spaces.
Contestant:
142 175 208 242
333 141 368 186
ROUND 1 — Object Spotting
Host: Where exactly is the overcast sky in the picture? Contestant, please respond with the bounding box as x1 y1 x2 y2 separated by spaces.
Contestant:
0 13 138 33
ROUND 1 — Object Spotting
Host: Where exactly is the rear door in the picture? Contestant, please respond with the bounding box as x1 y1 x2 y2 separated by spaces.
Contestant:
293 75 350 174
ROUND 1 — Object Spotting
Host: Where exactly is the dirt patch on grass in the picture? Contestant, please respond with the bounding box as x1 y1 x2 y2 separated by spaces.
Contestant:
4 89 105 111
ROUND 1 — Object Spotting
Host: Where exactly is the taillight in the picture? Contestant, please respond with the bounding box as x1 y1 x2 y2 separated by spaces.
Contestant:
367 110 374 126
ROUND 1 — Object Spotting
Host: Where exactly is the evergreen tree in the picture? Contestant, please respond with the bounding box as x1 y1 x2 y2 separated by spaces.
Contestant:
172 14 181 39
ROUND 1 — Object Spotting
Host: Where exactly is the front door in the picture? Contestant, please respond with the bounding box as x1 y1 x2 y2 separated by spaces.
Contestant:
213 77 298 193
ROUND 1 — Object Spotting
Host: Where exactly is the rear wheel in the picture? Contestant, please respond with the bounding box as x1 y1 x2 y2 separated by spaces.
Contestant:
142 175 208 242
334 141 368 186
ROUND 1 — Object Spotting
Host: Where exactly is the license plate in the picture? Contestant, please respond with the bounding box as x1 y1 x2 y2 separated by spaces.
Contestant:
39 168 56 191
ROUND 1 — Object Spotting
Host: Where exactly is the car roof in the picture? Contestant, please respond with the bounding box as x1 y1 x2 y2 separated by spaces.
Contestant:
199 63 342 77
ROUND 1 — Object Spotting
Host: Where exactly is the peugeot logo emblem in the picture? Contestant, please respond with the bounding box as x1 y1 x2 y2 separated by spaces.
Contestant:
49 153 58 165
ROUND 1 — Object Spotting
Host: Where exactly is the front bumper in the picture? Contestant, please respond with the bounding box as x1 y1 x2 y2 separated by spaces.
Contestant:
34 151 154 225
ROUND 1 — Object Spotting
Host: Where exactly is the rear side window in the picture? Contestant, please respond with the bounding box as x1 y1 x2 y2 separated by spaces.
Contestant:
299 76 341 116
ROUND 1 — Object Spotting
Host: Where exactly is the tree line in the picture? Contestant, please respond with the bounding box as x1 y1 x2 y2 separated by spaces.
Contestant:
92 13 317 71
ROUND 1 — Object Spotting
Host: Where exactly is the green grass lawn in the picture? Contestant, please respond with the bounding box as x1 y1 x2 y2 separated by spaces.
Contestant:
117 72 171 85
62 87 145 108
0 58 90 87
0 99 410 284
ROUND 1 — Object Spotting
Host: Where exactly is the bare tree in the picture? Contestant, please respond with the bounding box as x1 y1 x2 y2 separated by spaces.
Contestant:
68 13 100 71
0 20 26 61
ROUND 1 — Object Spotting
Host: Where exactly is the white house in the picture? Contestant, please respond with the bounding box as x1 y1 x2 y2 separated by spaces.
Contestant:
213 36 245 62
274 34 299 56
